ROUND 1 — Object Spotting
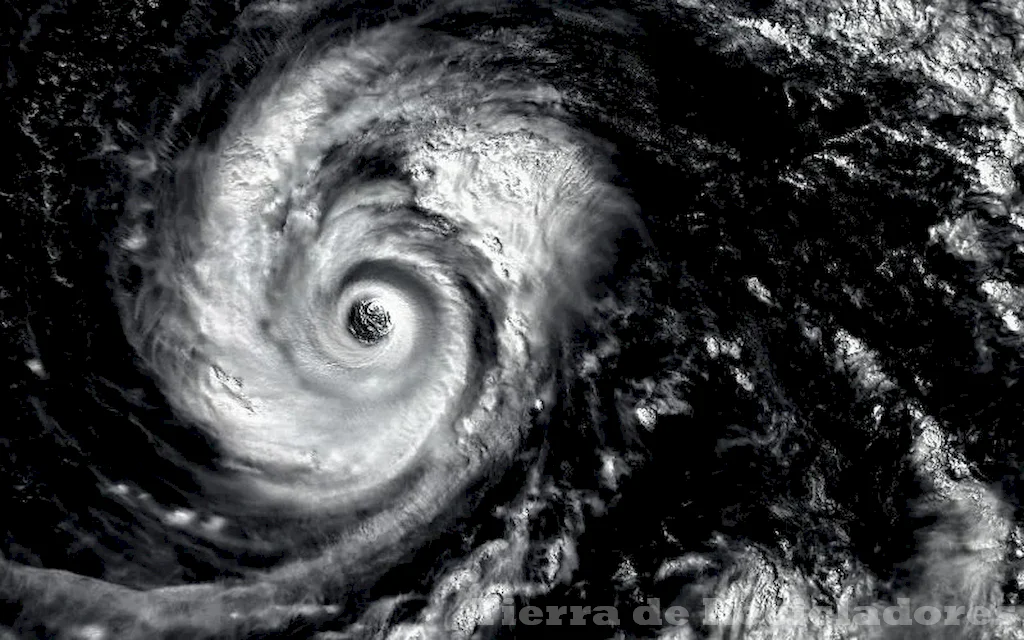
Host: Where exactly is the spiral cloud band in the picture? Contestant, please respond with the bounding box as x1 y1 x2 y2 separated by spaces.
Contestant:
121 12 633 531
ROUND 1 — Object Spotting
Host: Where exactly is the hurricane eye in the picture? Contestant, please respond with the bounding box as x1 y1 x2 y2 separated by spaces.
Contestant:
347 298 393 345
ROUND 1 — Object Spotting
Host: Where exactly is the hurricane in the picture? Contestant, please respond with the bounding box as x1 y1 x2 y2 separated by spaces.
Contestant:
118 16 637 507
5 0 1024 639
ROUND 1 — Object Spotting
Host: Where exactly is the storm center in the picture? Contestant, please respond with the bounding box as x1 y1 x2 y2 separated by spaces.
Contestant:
348 298 394 344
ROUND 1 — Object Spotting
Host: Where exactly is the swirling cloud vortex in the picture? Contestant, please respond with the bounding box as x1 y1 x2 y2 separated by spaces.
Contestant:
121 16 636 535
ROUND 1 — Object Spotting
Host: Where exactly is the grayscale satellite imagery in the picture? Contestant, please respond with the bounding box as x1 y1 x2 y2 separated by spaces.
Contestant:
4 0 1024 638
